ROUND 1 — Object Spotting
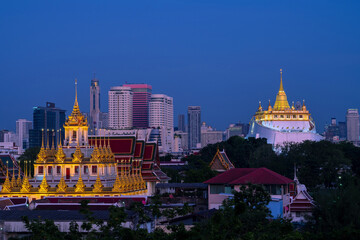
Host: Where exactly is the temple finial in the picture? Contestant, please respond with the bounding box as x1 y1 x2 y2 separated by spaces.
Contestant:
74 79 78 106
279 68 284 92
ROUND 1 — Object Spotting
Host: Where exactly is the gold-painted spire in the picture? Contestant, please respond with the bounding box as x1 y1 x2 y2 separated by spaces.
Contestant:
55 144 66 163
17 171 22 187
74 168 85 193
73 143 84 163
65 79 88 127
11 166 16 188
107 131 115 162
20 175 31 193
268 99 272 111
1 167 12 193
92 170 103 192
39 171 49 193
56 172 67 193
258 101 262 112
273 68 290 110
36 129 47 163
112 165 122 192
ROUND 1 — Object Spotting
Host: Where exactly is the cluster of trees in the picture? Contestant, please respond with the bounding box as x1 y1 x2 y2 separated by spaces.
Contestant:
163 136 360 191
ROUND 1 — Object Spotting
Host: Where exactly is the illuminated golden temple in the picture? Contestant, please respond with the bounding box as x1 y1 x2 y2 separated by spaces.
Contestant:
247 69 323 146
0 81 167 201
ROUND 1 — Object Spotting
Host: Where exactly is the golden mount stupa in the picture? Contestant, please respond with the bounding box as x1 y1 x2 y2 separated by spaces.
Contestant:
0 80 148 200
247 69 323 146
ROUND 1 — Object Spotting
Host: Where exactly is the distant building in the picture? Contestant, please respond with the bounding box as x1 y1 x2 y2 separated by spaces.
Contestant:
324 118 340 142
178 114 186 132
201 122 223 148
16 119 32 153
0 130 9 142
89 77 101 131
346 109 359 145
108 87 133 129
225 122 249 140
204 168 293 218
123 84 152 128
174 131 188 152
338 121 347 140
149 94 174 153
188 106 201 149
29 102 66 148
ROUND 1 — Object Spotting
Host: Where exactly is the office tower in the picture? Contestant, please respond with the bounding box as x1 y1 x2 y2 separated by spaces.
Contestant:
90 77 101 131
201 122 223 148
338 121 347 140
188 106 201 149
123 84 152 128
149 94 174 152
99 112 108 129
108 87 133 129
29 102 66 148
0 130 9 142
324 118 341 142
16 119 32 152
178 114 186 132
346 109 359 145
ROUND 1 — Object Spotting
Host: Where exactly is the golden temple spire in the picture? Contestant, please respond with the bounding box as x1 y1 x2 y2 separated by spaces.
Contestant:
56 171 67 193
39 170 49 193
36 129 47 163
73 143 84 163
112 165 122 192
11 166 16 188
55 144 66 163
268 99 272 111
273 68 290 111
258 101 262 112
107 131 115 162
17 171 22 187
1 164 12 193
20 174 31 193
74 168 85 193
92 170 103 192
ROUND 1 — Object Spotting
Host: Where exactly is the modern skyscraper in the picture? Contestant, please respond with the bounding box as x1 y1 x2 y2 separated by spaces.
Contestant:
178 114 186 132
188 106 201 149
149 94 174 152
346 109 359 145
16 119 33 152
201 122 223 148
29 102 66 148
108 86 133 129
123 84 152 128
90 77 101 131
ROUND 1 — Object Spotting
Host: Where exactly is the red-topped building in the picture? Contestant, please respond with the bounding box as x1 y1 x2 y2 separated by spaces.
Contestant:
123 84 152 128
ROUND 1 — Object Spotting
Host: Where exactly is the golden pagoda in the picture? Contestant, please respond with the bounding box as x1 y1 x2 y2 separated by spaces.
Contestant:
0 80 149 200
247 69 323 146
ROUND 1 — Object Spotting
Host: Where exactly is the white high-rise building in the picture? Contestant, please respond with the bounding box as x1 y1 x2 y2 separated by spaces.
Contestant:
108 87 133 129
149 94 174 153
16 119 32 153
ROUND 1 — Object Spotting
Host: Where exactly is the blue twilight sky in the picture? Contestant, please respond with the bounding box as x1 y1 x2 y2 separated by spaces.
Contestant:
0 0 360 132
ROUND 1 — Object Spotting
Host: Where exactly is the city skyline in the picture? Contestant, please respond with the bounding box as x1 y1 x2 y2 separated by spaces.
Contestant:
1 1 360 132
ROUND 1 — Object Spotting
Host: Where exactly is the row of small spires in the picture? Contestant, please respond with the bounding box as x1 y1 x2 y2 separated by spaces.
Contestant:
258 100 307 112
1 163 147 194
36 132 116 163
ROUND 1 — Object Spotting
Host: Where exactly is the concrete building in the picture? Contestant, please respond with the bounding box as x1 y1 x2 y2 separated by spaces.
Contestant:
89 77 101 131
346 109 359 145
108 87 133 129
16 119 32 153
123 84 152 128
29 102 66 148
201 122 223 148
178 114 186 132
188 106 201 149
174 131 188 152
225 122 249 140
149 94 174 153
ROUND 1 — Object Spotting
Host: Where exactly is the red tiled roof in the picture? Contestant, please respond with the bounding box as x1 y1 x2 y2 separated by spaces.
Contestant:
204 168 293 185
